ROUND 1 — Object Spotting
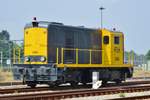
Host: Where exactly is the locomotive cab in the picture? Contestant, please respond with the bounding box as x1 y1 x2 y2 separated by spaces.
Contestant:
102 29 124 65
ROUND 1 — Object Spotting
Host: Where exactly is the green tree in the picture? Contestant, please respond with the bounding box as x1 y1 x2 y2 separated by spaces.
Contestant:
146 50 150 60
0 30 10 40
0 30 11 67
0 30 10 57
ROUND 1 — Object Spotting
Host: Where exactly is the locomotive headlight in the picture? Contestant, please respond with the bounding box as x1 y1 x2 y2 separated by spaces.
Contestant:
25 57 30 62
40 57 46 62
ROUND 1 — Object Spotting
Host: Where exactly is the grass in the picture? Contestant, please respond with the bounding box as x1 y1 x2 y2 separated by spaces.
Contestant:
133 67 150 77
119 93 126 98
0 68 14 83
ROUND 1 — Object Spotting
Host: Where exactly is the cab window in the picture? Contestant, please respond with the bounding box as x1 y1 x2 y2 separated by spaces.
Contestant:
104 36 109 44
114 36 119 44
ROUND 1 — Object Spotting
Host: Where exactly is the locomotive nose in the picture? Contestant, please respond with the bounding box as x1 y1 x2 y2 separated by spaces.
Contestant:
24 22 48 64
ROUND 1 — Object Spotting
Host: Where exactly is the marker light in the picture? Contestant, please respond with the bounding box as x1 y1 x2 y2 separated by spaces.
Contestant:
25 57 30 62
40 57 46 62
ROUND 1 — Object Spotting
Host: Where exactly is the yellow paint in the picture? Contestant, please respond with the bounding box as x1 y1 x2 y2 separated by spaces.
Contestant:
76 48 78 64
13 48 16 64
112 32 124 65
101 29 112 65
89 49 92 64
56 48 59 64
101 29 124 65
24 27 47 64
61 48 64 63
57 64 132 68
13 47 21 64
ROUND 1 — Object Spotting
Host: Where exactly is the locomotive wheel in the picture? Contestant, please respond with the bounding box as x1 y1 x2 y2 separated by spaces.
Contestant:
70 81 78 87
115 79 122 85
27 83 36 88
22 75 26 85
82 82 87 86
48 82 60 88
48 84 55 88
101 80 107 86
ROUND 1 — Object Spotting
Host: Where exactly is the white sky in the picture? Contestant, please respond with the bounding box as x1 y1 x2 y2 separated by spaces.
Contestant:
0 0 149 54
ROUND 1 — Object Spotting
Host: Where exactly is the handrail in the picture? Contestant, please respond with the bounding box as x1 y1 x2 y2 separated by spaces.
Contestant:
59 48 103 64
13 47 21 64
57 48 133 65
12 47 134 65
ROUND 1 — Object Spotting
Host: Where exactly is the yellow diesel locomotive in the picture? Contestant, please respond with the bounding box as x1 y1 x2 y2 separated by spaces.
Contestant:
14 19 133 88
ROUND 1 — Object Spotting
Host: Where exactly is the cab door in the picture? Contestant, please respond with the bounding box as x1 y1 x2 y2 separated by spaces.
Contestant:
112 34 124 65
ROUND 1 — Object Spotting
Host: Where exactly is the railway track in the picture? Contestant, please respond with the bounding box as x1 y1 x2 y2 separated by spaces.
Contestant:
110 95 150 100
0 84 91 94
0 77 148 87
0 87 50 94
1 80 150 94
0 80 150 100
0 80 150 94
1 84 150 100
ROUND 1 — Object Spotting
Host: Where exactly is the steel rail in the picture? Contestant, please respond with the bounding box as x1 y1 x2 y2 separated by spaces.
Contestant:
1 84 150 100
1 80 150 94
109 95 150 100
